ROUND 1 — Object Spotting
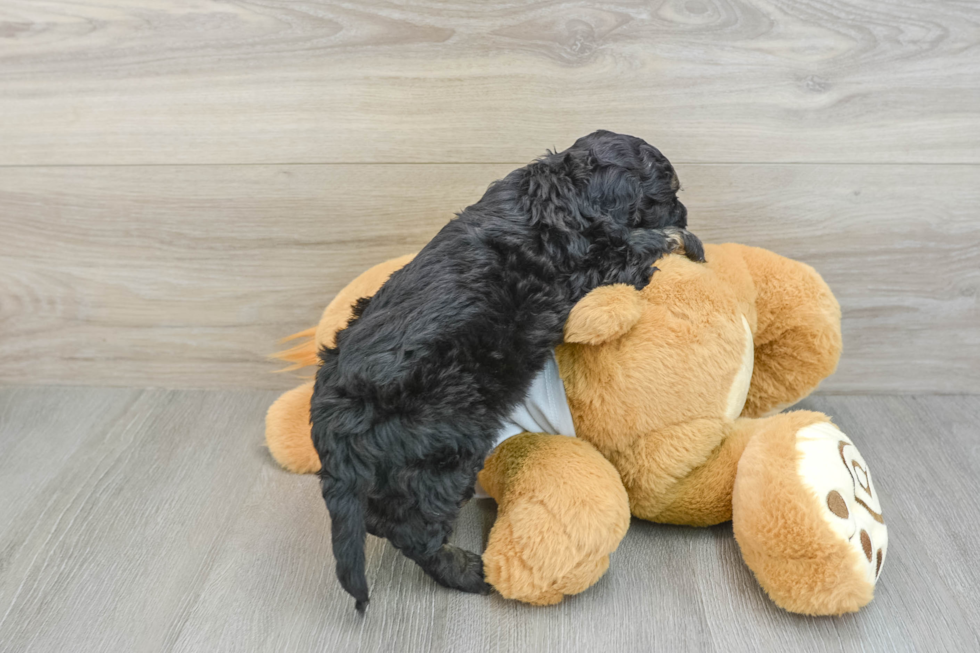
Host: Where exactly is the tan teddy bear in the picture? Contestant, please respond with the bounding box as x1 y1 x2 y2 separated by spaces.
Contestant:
266 243 886 616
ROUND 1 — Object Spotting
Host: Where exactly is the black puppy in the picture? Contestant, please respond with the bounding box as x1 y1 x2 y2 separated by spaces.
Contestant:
312 131 704 612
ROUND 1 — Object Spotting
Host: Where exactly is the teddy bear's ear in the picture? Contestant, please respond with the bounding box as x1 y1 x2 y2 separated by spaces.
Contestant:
564 284 644 345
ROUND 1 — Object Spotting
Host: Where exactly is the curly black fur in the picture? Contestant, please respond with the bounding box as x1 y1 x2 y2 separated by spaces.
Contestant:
311 131 704 612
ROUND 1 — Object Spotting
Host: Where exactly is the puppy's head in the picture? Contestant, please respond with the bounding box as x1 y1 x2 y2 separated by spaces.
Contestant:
575 130 701 255
522 130 703 264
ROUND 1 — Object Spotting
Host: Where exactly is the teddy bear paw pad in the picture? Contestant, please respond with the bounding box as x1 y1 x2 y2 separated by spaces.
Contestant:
796 421 887 586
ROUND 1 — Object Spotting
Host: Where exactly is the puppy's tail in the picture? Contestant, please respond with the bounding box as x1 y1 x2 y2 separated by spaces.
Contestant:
321 470 371 613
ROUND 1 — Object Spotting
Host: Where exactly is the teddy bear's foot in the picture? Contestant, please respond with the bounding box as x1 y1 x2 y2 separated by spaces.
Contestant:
483 502 615 606
733 412 887 616
796 421 887 588
479 434 631 606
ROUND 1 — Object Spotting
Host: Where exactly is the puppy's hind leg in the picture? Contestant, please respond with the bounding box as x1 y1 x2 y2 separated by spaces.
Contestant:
405 543 492 595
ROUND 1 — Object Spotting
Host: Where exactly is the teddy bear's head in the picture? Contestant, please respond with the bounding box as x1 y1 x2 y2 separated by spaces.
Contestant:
555 246 760 457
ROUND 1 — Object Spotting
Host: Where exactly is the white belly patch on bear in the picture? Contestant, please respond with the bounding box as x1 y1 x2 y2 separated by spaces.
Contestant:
474 351 576 499
725 315 755 420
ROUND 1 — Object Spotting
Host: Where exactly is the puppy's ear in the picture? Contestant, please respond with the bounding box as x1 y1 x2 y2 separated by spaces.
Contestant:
564 284 644 345
520 149 596 230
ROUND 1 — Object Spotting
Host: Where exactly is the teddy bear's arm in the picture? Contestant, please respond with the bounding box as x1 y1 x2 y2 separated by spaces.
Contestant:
732 245 843 418
479 433 630 605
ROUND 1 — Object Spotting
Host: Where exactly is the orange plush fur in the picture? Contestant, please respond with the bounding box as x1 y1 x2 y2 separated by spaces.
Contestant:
266 244 886 615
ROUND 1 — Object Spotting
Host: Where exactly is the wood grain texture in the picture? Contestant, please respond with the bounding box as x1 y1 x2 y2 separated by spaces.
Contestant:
0 388 978 652
0 0 978 165
2 163 977 392
0 387 280 653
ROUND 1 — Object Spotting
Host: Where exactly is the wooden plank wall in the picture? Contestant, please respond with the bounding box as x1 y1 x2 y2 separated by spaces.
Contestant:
1 0 978 392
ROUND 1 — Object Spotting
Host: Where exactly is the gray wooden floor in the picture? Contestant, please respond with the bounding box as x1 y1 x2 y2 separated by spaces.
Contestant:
0 387 977 652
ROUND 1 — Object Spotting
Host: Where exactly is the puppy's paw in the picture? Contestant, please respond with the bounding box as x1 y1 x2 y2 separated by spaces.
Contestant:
420 544 492 595
622 227 704 288
663 227 705 262
449 546 493 595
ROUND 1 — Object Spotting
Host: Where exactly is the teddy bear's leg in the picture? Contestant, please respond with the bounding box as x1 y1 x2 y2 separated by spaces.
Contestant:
732 244 843 418
479 433 631 605
732 410 887 615
622 418 761 526
265 381 321 474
